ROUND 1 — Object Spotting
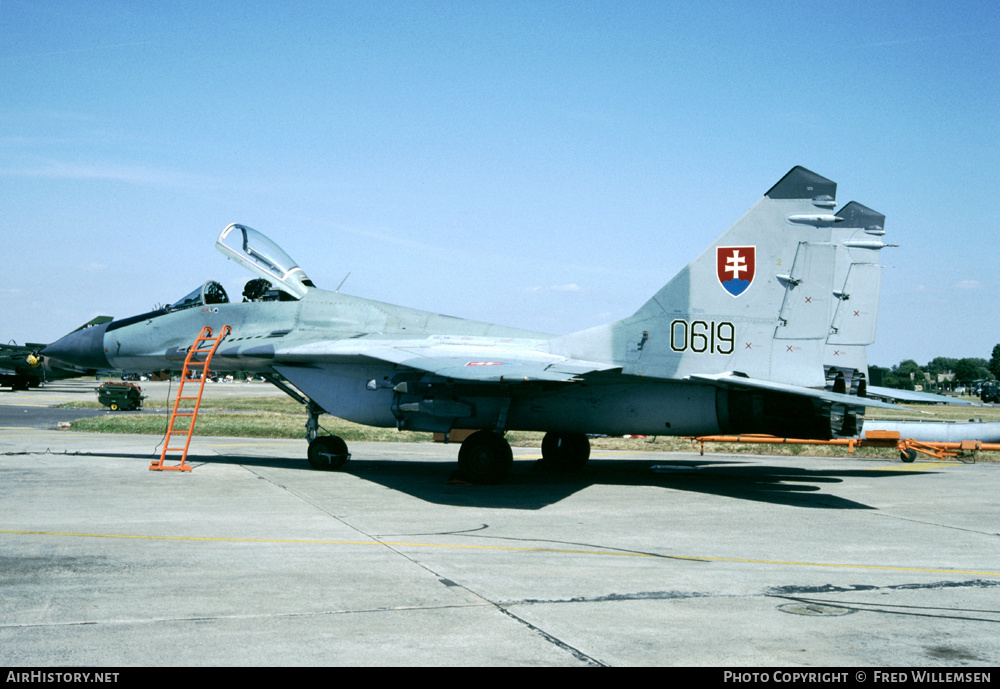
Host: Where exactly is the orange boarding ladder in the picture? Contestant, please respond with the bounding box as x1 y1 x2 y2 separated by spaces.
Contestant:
151 325 232 472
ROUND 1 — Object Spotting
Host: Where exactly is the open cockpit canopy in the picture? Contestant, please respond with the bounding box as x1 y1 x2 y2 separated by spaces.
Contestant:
216 223 314 299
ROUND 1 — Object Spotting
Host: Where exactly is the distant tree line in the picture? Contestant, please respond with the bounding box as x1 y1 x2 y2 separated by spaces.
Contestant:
869 345 1000 391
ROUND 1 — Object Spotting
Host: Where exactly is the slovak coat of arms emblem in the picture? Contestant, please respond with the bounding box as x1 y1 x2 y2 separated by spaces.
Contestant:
717 246 755 297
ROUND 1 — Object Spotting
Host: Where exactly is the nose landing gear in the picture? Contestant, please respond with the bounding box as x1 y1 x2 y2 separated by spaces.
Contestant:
307 434 351 471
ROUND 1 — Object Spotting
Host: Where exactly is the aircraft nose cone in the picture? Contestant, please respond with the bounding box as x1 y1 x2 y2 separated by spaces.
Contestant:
43 322 112 370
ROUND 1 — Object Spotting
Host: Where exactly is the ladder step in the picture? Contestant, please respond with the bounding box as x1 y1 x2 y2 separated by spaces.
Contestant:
157 324 230 471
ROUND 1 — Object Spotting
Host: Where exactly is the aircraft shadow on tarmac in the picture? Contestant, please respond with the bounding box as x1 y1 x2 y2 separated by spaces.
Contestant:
163 452 933 511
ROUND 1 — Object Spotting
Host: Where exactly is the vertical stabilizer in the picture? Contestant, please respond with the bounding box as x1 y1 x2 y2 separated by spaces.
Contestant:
824 201 892 404
555 167 849 388
827 202 887 349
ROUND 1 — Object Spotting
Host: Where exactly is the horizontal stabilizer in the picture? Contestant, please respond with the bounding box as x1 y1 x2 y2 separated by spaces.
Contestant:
867 385 980 406
688 372 912 411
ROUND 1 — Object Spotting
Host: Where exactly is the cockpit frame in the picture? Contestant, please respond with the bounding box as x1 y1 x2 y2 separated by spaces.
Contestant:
216 223 314 300
167 280 230 313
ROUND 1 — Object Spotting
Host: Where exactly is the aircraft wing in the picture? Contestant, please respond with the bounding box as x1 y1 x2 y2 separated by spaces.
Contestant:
687 372 912 411
275 339 619 383
866 385 980 406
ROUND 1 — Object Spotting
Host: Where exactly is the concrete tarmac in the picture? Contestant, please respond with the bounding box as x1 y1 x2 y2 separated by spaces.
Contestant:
2 381 999 666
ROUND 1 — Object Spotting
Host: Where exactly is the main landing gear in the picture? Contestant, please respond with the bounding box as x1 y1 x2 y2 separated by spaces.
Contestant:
454 430 592 484
538 432 591 471
301 394 590 483
305 429 594 483
457 431 513 485
305 428 517 484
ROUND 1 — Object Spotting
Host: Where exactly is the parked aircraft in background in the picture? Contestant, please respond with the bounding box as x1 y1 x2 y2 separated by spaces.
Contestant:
44 167 906 482
1 317 112 390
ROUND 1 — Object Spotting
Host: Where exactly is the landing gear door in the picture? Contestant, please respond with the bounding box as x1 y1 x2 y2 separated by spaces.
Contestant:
216 223 313 300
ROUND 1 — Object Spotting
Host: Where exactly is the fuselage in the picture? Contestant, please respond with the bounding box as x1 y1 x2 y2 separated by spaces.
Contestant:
44 286 730 437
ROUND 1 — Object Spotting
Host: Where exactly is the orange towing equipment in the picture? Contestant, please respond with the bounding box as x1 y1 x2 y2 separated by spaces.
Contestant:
691 430 1000 462
150 325 231 472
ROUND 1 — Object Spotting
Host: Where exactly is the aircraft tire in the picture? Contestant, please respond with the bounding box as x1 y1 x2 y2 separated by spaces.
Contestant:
458 431 513 484
308 435 350 471
539 432 591 471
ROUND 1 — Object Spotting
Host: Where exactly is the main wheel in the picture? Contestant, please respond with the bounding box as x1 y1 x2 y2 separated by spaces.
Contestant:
308 435 350 471
458 431 513 484
539 432 591 471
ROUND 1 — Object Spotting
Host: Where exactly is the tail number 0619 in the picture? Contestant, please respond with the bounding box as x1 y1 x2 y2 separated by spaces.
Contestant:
670 319 735 355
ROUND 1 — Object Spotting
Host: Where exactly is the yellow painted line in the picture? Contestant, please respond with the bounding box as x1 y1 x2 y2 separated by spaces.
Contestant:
513 451 666 460
185 440 296 448
664 554 1000 577
2 529 997 577
0 528 649 557
0 432 73 438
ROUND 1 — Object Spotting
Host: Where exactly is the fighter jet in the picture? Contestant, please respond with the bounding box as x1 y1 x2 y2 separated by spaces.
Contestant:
44 166 905 482
1 317 113 390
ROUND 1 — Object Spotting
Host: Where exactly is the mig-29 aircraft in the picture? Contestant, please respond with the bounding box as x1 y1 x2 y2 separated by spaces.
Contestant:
44 166 903 482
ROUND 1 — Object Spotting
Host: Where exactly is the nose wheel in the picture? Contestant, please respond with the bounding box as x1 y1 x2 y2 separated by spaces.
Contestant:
308 435 351 471
303 400 349 470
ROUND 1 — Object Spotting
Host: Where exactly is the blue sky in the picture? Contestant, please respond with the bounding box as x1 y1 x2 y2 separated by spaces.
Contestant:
1 0 997 367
